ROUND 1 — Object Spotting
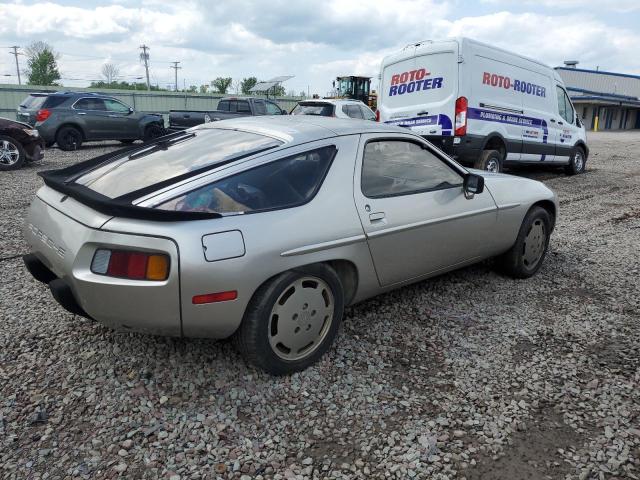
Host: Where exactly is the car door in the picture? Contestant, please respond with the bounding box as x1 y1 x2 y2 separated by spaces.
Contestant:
72 97 110 139
552 85 578 162
102 98 138 139
353 134 498 286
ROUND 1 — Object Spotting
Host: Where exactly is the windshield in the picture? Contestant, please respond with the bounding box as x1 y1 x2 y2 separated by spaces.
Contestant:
291 103 334 116
74 129 282 198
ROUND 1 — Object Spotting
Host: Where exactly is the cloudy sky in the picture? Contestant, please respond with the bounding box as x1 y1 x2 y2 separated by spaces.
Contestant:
1 0 639 95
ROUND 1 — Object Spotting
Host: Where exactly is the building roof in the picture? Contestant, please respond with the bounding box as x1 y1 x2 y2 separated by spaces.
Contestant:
555 67 640 100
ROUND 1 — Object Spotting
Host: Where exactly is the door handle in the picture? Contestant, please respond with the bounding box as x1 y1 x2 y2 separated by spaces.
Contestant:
108 114 119 118
558 121 564 125
549 118 556 123
417 111 429 116
369 212 386 222
77 112 86 115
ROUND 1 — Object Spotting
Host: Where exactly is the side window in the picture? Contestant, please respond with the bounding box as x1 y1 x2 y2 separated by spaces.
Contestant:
342 104 363 119
75 98 106 111
217 100 230 112
265 101 282 115
253 100 267 115
360 106 376 121
556 86 573 123
237 101 251 113
104 99 131 113
362 140 462 198
158 146 336 214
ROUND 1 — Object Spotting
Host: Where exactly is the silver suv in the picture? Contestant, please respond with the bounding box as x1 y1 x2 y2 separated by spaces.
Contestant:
17 92 165 150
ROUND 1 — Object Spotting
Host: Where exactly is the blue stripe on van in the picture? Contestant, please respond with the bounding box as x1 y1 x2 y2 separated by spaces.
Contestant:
385 114 453 136
467 108 548 144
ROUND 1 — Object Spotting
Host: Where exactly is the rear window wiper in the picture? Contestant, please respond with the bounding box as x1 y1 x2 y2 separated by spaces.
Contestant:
128 132 196 160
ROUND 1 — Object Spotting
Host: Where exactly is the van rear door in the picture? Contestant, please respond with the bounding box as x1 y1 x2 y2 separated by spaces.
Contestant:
379 40 458 137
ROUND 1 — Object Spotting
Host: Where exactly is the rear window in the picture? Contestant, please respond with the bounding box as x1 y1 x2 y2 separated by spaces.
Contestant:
43 96 68 108
74 129 282 198
157 146 336 215
291 103 334 116
20 94 47 109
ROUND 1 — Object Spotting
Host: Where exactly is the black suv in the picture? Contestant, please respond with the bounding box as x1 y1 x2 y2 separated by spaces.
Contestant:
17 92 165 150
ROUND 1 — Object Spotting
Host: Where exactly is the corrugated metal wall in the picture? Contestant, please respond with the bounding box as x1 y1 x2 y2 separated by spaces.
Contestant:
0 84 302 121
556 68 640 98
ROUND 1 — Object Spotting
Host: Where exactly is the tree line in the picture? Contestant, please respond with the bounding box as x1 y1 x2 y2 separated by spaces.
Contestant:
17 41 303 97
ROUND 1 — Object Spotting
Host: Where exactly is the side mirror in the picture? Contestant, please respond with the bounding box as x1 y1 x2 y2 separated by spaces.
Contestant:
281 109 288 115
463 173 485 198
128 107 134 114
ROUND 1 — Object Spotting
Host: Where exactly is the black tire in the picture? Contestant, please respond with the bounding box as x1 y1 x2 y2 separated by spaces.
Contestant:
143 124 165 141
564 146 586 175
0 135 27 170
55 126 83 151
495 206 552 279
234 263 345 375
474 149 503 173
119 139 135 144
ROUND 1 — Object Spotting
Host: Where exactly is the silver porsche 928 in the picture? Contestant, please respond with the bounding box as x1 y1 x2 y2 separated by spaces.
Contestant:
24 116 557 375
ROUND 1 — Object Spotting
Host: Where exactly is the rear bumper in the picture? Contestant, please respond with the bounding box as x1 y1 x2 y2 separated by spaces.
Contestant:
23 254 91 318
422 134 483 165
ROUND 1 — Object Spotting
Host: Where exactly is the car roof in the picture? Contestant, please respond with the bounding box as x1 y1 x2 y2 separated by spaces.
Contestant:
194 115 412 144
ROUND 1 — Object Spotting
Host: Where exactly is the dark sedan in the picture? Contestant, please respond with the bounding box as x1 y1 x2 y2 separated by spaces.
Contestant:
0 117 45 170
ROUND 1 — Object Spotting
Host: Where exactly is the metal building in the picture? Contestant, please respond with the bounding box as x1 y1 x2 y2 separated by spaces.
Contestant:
555 62 640 131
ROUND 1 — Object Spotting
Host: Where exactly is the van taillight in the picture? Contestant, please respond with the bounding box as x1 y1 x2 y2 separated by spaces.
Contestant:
375 110 380 122
454 97 468 136
35 109 51 122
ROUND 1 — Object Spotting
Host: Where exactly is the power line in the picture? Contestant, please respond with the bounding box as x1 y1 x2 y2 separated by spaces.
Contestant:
9 46 21 85
170 61 181 91
139 44 150 91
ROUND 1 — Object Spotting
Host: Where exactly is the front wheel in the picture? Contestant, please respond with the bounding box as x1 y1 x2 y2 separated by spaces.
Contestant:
235 264 344 375
495 206 552 279
564 147 586 175
143 124 165 141
0 135 26 170
474 149 503 173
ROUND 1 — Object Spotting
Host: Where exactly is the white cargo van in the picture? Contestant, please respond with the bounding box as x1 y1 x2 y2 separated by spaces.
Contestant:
377 37 588 174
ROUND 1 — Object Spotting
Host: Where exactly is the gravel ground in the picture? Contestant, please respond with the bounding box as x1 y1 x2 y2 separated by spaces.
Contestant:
1 133 639 480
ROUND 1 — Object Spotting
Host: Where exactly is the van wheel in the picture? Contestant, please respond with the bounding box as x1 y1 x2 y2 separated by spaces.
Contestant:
475 149 502 173
234 264 344 375
56 126 83 151
564 147 586 175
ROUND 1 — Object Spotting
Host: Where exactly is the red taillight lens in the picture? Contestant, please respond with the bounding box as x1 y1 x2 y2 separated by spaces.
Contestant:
192 291 238 304
375 110 380 122
91 249 169 281
35 109 51 122
454 96 468 136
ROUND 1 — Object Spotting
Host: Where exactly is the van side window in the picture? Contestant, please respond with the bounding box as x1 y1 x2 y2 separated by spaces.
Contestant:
556 86 574 123
362 140 462 198
217 100 230 112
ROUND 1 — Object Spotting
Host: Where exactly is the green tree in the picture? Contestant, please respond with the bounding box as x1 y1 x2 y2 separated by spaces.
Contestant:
270 84 285 97
241 76 257 94
89 80 166 91
25 41 61 86
211 77 232 94
199 84 209 94
187 85 198 93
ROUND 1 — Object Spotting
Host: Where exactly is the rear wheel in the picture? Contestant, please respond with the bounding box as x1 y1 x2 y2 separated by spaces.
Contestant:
0 135 26 170
56 126 83 151
235 264 344 375
474 149 503 173
564 147 586 175
496 206 552 279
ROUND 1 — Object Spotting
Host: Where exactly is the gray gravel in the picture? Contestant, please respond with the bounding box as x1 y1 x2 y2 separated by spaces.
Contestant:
1 134 639 479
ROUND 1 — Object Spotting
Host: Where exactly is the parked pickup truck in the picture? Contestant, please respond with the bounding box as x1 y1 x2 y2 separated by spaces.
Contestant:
168 97 288 131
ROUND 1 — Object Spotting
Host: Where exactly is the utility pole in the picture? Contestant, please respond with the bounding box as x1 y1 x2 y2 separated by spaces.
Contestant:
139 45 150 91
170 61 181 91
9 46 21 85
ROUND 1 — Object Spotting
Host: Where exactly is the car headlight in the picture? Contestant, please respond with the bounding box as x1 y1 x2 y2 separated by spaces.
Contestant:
23 129 39 137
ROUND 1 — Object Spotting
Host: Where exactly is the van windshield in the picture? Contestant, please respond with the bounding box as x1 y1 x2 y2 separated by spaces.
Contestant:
74 129 282 198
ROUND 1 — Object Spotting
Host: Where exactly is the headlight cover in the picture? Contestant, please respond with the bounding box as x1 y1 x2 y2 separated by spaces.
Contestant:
23 128 39 137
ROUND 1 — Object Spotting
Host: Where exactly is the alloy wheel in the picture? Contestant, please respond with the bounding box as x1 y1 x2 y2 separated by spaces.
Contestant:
0 140 20 166
268 276 335 361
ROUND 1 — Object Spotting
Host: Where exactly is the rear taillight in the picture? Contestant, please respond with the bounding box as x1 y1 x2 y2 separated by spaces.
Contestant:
454 96 468 136
91 249 169 281
375 110 380 122
35 108 51 122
